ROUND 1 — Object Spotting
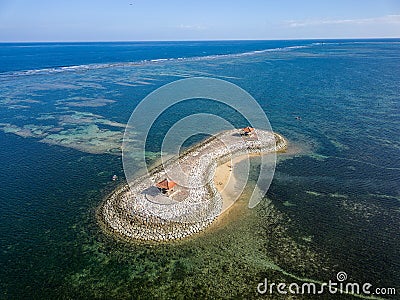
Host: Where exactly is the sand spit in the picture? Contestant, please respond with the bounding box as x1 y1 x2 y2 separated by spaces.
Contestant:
100 129 287 242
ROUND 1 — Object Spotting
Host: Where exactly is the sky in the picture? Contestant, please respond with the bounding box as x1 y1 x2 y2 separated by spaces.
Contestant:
0 0 399 42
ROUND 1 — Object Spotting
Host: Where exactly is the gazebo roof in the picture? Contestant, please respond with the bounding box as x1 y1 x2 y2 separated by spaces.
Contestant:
243 126 255 133
156 179 176 190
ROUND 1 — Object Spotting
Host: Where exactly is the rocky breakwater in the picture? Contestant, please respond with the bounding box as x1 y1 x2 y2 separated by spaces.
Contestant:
99 129 287 242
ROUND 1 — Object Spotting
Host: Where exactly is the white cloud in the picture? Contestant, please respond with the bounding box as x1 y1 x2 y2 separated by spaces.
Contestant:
286 14 400 28
177 24 208 31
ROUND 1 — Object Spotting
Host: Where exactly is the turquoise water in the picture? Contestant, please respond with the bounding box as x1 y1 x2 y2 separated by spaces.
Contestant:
0 40 399 298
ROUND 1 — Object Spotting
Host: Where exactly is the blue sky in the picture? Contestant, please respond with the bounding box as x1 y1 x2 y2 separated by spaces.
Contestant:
0 0 399 41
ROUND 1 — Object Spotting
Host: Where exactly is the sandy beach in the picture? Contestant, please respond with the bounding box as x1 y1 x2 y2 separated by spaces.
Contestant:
214 155 254 212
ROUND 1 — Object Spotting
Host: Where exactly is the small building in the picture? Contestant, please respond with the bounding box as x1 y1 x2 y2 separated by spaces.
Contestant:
156 179 176 195
241 126 255 136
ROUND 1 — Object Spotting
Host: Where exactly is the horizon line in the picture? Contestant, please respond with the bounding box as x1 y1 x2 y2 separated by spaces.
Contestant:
0 37 399 43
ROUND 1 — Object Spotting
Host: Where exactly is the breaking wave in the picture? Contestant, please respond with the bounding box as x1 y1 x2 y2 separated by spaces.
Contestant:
0 44 312 78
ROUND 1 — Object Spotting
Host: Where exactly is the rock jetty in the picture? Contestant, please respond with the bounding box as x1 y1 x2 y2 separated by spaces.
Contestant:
100 129 287 242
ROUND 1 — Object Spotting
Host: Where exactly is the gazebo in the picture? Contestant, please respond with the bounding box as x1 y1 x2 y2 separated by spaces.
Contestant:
242 126 255 136
156 179 176 195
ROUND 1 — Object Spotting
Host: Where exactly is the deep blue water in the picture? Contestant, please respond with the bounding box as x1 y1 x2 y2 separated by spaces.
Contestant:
0 40 399 298
0 39 397 74
0 40 309 73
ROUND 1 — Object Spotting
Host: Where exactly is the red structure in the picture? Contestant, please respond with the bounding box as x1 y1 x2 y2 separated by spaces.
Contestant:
242 126 255 135
156 179 176 194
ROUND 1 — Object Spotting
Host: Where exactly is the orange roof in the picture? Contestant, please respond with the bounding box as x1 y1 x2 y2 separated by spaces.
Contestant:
156 179 176 190
243 127 254 133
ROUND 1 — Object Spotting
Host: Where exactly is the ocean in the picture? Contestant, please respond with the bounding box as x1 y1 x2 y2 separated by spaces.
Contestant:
0 40 399 298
